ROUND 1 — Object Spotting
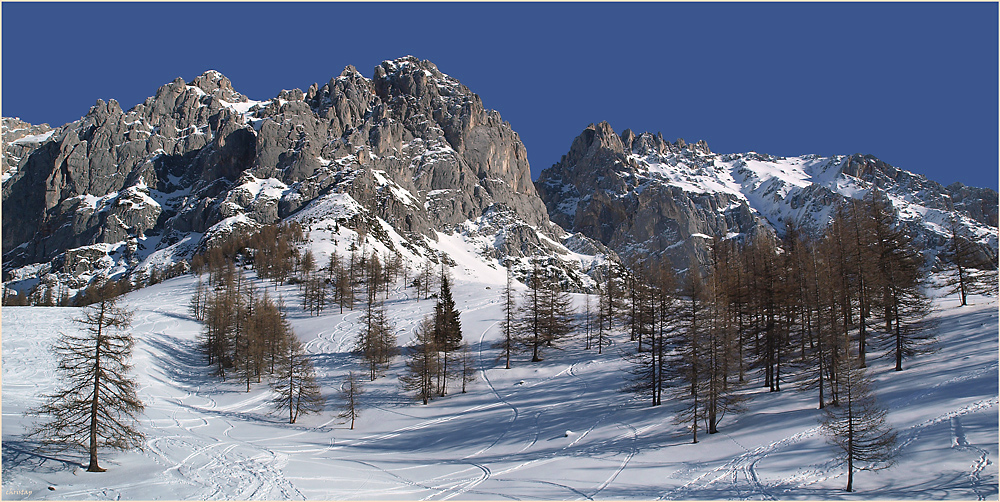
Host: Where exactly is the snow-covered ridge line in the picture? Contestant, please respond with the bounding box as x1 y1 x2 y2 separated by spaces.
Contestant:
537 122 998 271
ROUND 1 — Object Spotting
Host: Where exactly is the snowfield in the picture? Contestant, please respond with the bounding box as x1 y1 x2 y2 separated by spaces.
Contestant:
2 268 996 500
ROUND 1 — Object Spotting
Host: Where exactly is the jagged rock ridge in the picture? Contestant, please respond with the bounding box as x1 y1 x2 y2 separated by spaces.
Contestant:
2 58 609 296
537 121 998 270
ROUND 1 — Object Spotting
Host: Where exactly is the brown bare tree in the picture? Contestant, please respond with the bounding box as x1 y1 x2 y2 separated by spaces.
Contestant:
28 289 144 472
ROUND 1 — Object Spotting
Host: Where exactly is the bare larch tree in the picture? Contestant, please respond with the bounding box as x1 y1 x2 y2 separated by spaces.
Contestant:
29 289 144 472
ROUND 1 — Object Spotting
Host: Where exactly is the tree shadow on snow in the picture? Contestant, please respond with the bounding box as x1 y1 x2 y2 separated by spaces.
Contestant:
154 310 198 323
141 334 218 390
1 439 87 481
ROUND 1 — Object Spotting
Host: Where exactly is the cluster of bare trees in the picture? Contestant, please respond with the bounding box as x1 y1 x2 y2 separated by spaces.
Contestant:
190 221 306 280
3 271 174 308
490 260 577 367
308 243 405 316
943 216 997 305
354 253 399 381
190 224 416 425
191 261 323 423
615 256 747 443
609 194 928 489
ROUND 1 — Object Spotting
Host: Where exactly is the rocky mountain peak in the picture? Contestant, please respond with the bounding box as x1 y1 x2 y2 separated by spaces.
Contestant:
190 69 244 102
340 64 362 78
3 58 606 299
372 56 478 116
556 122 625 177
87 98 124 122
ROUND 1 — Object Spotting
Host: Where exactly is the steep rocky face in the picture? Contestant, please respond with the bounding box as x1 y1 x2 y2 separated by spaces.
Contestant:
3 117 53 180
3 58 607 295
537 122 769 270
538 122 998 270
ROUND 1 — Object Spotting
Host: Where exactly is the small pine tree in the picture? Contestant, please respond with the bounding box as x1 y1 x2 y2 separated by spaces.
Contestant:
28 290 144 472
459 342 477 393
434 267 463 395
944 217 984 306
356 298 398 381
300 249 316 281
596 279 608 355
621 265 676 408
518 261 574 362
673 267 709 444
866 196 935 371
302 276 328 316
331 254 353 313
190 278 207 321
418 258 437 301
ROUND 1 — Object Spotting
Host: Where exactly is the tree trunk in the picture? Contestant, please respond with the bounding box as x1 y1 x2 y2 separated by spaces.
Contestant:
88 343 104 472
88 308 105 473
846 377 855 492
439 351 449 396
846 455 854 492
289 361 296 424
692 389 699 444
894 298 903 371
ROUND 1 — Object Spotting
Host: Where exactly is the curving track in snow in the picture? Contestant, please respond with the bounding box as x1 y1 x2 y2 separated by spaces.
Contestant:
2 274 996 500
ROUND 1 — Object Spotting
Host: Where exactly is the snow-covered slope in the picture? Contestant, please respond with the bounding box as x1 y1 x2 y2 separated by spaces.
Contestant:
3 260 996 499
537 122 998 270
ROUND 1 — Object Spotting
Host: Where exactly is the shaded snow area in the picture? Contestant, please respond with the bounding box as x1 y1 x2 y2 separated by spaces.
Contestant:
2 271 996 500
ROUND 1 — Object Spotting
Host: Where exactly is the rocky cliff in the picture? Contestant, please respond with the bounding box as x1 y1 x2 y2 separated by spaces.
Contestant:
2 117 53 182
537 122 998 270
3 58 608 296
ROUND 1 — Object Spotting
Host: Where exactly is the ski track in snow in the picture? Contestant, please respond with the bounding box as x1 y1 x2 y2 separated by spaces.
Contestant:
660 424 815 500
71 281 304 501
2 273 996 500
304 289 507 499
951 416 992 501
473 320 519 458
661 372 998 499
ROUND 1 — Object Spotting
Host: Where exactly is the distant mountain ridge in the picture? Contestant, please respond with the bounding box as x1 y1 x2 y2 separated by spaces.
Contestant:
536 121 997 270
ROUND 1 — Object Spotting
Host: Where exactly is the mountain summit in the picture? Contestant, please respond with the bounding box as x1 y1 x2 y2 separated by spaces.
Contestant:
2 58 607 297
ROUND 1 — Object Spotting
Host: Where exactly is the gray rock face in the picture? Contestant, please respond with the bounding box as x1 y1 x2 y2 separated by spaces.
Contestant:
538 122 998 271
946 182 998 228
842 154 997 227
537 122 768 270
3 117 53 178
3 59 599 292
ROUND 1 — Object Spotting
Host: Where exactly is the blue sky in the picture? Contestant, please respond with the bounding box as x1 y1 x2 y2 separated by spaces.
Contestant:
3 2 997 189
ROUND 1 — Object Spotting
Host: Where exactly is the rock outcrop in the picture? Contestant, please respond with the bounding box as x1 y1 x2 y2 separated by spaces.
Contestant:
2 117 53 183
